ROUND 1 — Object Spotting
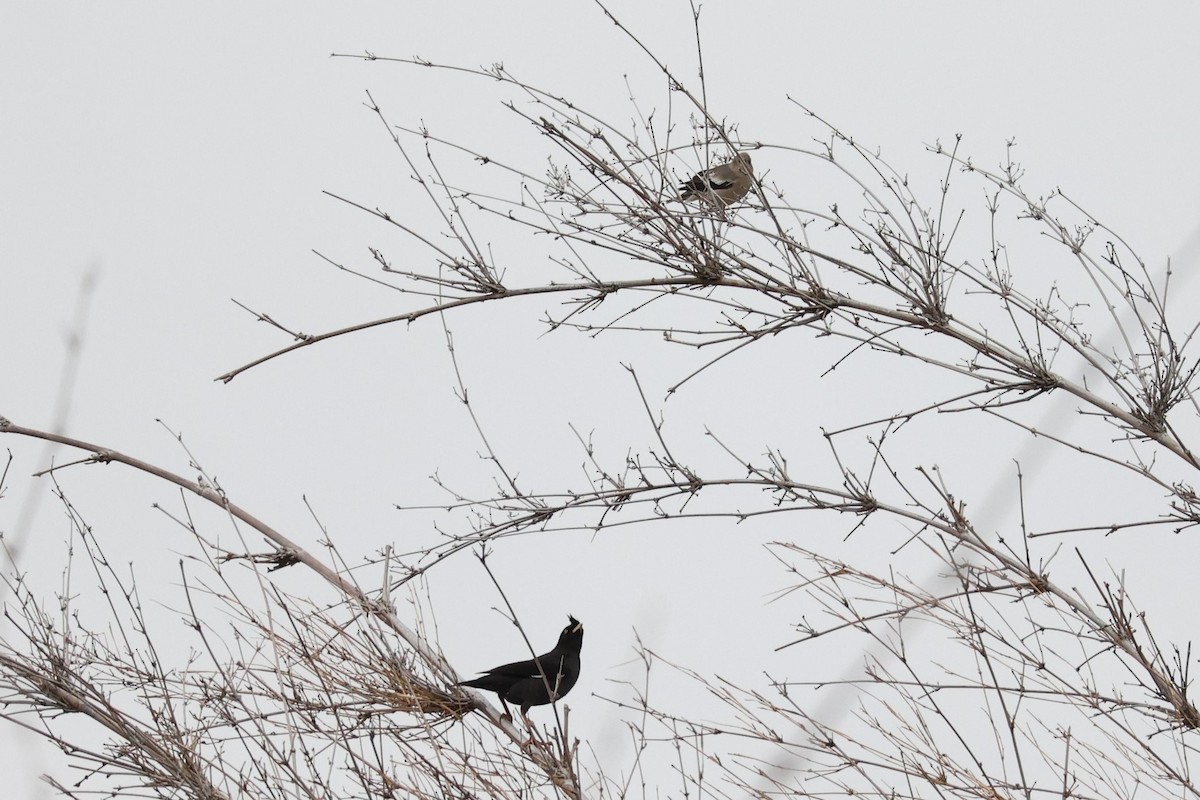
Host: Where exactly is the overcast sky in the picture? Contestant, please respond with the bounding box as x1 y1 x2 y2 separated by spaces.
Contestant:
3 3 1200 795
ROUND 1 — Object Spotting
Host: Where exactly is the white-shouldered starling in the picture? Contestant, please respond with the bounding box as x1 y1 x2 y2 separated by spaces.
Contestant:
678 152 754 208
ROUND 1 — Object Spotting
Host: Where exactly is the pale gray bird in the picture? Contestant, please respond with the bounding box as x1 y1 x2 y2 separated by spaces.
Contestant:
677 152 754 208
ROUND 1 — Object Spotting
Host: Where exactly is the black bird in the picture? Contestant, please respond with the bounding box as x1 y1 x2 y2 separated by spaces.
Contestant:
459 616 584 721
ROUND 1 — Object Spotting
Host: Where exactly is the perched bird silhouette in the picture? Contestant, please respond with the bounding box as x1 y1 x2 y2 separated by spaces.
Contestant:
459 616 584 721
678 152 754 208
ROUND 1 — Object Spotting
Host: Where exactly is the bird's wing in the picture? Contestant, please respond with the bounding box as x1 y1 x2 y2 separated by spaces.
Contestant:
703 163 740 189
680 164 733 193
481 655 552 679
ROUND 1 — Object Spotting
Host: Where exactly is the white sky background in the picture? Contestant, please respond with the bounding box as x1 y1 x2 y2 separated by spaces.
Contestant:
3 2 1200 795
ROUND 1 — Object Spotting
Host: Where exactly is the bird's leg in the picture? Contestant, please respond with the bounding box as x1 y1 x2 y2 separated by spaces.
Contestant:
519 708 544 747
498 699 513 724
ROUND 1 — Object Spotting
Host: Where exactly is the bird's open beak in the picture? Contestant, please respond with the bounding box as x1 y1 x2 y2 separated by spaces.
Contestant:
568 615 582 632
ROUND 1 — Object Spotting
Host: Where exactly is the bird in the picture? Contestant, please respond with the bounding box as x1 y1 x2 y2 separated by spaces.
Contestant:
677 152 754 208
459 616 584 722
